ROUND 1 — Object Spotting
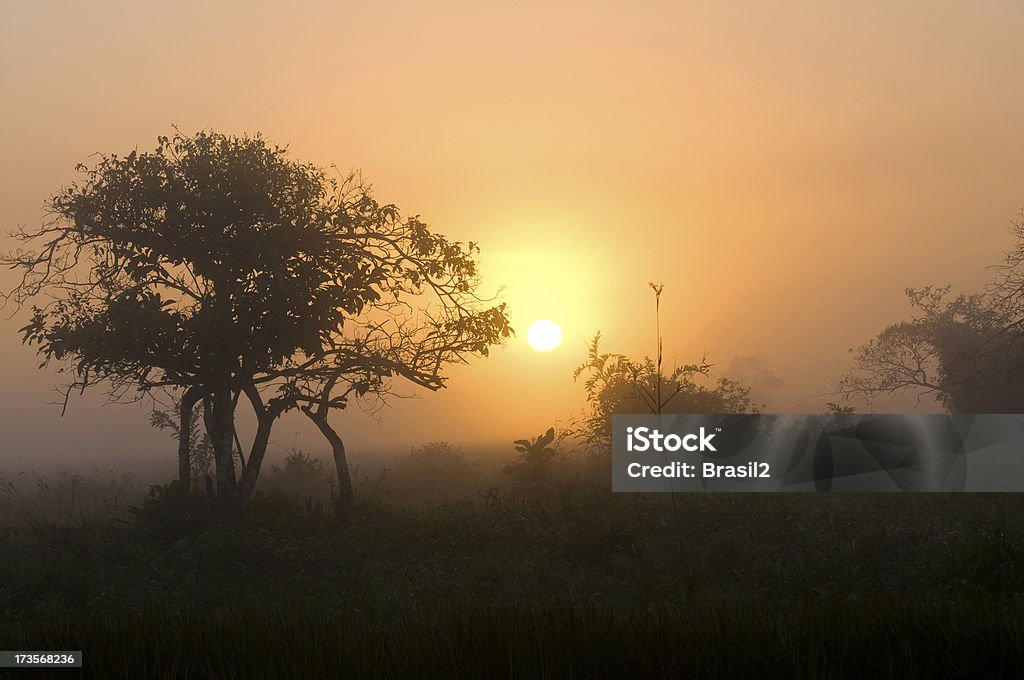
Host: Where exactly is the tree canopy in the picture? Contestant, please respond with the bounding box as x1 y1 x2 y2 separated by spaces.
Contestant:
840 213 1024 413
571 333 753 451
3 130 511 507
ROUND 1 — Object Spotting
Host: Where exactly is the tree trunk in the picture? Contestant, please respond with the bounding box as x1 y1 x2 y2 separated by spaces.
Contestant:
303 409 354 512
236 382 284 501
177 387 203 495
236 417 272 500
205 385 237 500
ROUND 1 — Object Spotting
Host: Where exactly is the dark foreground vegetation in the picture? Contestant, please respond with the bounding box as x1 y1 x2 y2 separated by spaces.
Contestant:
7 129 1024 676
1 454 1023 678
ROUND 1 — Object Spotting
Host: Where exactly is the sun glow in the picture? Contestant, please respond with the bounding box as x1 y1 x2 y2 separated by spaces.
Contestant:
526 320 563 352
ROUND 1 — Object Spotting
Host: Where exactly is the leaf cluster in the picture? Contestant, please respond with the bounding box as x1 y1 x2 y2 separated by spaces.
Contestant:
570 333 752 451
840 285 1024 412
3 130 512 415
504 428 558 482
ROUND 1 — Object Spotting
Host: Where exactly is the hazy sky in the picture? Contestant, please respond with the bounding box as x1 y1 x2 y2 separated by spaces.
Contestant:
3 1 1024 467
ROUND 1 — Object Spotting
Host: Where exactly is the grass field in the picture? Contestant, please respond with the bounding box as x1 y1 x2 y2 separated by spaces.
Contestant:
1 458 1022 678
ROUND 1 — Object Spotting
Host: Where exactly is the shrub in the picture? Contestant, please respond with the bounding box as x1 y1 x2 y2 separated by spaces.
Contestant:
387 442 475 504
504 428 558 483
263 450 334 510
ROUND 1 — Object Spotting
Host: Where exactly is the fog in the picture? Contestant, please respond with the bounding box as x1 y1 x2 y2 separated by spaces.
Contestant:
3 1 1024 468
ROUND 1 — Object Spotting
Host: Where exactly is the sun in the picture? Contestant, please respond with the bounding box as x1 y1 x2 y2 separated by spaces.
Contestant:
526 320 563 352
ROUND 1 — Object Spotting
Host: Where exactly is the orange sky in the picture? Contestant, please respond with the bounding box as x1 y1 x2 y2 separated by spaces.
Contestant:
3 1 1024 467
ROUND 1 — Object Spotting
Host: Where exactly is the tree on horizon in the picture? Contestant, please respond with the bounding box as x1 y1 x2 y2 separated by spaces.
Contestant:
2 129 511 509
570 283 753 452
839 211 1024 413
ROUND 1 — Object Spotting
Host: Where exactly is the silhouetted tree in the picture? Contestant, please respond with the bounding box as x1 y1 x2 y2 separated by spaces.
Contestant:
571 334 752 450
2 130 510 508
839 286 1024 412
571 283 753 451
840 212 1024 413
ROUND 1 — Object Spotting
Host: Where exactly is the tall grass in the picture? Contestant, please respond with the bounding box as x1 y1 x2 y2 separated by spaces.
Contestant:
1 455 1023 678
3 598 1022 678
0 468 136 528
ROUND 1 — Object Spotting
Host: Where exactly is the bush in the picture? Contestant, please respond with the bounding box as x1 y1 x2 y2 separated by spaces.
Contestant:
129 482 217 539
262 450 334 511
386 442 475 504
504 428 558 483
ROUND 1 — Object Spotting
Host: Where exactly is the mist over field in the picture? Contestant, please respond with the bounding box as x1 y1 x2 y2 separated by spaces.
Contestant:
4 2 1024 472
3 3 1024 676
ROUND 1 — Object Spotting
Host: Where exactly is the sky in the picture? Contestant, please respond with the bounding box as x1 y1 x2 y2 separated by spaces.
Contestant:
2 1 1024 468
